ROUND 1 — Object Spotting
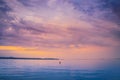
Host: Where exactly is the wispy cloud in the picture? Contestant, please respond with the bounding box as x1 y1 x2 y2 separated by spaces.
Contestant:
0 0 120 49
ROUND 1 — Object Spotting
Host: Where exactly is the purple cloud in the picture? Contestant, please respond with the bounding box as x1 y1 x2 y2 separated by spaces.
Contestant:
0 0 120 49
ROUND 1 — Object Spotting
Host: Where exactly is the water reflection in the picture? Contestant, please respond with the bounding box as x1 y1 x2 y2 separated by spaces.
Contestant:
0 59 120 80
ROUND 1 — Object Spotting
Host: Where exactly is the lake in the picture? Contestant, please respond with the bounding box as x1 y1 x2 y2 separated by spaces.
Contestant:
0 59 120 80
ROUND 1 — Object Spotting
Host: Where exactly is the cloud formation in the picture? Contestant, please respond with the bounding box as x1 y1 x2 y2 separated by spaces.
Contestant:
0 0 120 49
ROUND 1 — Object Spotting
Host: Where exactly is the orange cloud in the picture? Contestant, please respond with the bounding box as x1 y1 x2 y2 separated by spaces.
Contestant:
0 46 29 51
0 45 115 59
0 46 63 58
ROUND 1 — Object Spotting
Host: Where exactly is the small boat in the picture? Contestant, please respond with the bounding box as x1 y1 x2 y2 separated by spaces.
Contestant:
59 61 61 64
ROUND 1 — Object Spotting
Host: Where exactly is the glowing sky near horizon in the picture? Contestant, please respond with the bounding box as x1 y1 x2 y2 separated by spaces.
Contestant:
0 0 120 59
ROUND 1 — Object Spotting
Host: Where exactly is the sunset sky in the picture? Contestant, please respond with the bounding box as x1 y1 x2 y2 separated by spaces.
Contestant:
0 0 120 59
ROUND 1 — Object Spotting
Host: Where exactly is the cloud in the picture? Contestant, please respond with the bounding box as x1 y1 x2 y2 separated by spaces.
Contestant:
0 0 120 49
101 0 120 20
0 0 13 45
111 29 120 40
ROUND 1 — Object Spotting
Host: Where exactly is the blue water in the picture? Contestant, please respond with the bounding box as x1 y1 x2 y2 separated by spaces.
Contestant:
0 59 120 80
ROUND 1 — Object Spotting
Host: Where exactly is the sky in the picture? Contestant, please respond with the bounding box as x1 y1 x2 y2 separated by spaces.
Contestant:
0 0 120 59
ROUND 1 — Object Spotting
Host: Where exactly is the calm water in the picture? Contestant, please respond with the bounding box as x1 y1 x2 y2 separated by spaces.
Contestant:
0 59 120 80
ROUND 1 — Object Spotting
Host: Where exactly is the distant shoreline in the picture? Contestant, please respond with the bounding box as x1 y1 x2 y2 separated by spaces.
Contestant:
0 57 59 60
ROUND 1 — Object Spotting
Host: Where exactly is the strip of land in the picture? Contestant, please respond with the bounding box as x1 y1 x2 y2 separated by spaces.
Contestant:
0 57 59 60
